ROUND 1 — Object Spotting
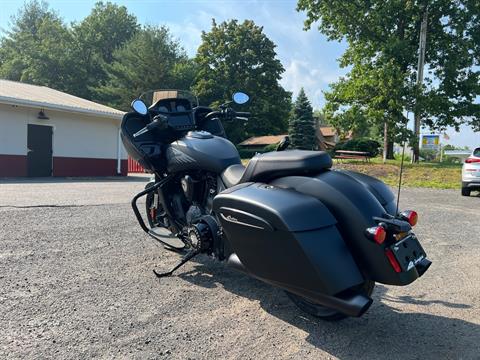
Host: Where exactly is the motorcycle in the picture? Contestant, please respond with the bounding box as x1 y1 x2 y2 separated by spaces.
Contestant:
121 89 431 321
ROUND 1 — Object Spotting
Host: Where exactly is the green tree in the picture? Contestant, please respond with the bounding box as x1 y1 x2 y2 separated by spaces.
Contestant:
0 1 139 100
96 26 192 110
70 1 139 99
324 104 372 140
322 60 408 158
289 88 317 150
297 0 480 154
0 1 75 91
193 19 291 144
313 109 329 127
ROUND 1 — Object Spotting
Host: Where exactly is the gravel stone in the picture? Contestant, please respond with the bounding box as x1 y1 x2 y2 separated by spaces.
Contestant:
0 179 479 359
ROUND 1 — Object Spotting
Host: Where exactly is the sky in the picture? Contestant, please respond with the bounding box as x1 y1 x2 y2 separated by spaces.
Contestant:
0 0 478 149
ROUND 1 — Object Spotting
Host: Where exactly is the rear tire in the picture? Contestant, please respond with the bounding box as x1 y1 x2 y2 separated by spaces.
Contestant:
461 187 471 197
286 280 375 321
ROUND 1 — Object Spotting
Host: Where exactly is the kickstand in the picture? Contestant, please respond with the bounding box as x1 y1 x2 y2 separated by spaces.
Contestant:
153 249 200 278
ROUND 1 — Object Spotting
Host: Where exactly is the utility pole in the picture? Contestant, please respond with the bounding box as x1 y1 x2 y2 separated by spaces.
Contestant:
413 6 428 163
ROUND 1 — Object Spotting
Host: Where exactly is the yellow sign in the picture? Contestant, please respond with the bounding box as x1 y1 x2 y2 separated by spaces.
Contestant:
421 135 440 149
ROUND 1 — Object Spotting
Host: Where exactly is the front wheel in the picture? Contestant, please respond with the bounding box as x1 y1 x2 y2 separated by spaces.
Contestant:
461 187 471 197
286 280 375 321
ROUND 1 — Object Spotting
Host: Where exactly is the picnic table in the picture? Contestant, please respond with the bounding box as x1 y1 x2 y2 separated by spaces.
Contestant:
334 150 371 162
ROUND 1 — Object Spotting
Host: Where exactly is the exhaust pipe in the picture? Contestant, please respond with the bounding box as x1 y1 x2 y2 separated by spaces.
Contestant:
227 253 372 317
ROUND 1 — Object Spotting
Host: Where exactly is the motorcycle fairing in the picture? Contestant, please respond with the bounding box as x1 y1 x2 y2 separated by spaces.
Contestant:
213 182 365 297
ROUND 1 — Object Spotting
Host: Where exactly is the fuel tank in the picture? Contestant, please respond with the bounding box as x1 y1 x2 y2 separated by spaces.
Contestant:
166 131 241 174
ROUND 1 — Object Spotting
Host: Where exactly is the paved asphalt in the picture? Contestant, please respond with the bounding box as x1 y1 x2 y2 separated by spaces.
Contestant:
0 178 479 359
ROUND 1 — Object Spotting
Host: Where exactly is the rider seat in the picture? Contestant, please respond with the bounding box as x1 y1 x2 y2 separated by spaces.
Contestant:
221 150 332 188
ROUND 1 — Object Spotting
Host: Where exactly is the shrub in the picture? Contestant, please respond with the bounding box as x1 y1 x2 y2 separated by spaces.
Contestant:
419 149 439 162
334 138 381 157
263 143 278 152
394 153 412 162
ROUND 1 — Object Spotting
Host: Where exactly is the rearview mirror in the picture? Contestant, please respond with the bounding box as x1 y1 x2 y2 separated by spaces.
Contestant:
232 92 249 105
131 99 148 115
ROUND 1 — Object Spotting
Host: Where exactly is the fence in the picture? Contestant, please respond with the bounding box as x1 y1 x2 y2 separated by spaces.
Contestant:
127 157 144 173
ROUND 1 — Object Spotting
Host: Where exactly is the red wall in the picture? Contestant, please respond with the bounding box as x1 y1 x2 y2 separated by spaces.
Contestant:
0 154 127 177
0 154 28 177
53 157 128 177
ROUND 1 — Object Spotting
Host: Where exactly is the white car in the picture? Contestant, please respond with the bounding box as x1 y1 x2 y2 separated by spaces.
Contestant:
462 147 480 196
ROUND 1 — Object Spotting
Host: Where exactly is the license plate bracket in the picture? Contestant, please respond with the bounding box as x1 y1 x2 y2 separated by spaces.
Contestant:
389 235 427 272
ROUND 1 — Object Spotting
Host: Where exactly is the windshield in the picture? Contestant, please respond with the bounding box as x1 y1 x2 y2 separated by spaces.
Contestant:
139 89 198 108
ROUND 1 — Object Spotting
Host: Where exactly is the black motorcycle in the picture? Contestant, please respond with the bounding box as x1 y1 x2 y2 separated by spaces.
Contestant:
121 89 431 321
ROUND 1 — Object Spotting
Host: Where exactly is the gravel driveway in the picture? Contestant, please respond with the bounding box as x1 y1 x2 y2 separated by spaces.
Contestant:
0 178 479 359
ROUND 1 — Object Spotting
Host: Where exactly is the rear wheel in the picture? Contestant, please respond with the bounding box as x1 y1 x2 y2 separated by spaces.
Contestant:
286 280 375 321
461 187 471 197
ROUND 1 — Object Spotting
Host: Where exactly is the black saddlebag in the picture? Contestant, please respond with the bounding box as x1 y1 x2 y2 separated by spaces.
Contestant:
213 183 364 296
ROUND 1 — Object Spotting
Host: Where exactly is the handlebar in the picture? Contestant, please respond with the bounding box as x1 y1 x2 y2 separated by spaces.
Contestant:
205 109 250 121
133 114 168 138
133 107 251 138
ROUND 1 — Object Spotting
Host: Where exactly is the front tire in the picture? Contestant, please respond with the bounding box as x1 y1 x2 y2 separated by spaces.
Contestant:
461 187 471 196
286 281 375 321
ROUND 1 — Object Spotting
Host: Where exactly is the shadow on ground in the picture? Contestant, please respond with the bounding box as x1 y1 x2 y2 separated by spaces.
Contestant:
173 256 479 359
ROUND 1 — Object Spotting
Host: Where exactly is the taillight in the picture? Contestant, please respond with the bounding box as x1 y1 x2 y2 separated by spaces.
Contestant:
400 210 418 226
365 225 386 244
465 157 480 163
385 249 401 273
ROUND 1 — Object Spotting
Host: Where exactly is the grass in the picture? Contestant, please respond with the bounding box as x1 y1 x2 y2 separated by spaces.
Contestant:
334 158 462 189
241 157 463 189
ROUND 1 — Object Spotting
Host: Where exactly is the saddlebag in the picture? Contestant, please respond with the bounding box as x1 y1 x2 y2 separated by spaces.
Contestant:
213 182 365 296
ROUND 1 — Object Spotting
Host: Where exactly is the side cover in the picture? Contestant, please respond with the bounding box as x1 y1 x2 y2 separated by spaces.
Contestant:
213 183 364 296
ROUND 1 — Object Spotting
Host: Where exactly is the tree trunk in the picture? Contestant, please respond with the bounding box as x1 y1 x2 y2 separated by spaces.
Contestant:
383 121 396 161
387 140 395 160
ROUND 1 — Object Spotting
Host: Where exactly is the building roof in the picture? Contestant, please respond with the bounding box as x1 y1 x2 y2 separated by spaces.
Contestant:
319 126 336 137
239 127 339 147
0 79 124 119
239 134 287 146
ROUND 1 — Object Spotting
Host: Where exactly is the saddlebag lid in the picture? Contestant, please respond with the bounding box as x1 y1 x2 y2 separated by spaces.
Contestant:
214 182 337 232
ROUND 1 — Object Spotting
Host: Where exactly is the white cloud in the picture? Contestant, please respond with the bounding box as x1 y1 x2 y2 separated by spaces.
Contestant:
281 59 345 108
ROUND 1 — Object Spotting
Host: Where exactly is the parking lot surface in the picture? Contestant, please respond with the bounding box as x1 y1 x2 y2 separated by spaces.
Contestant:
0 178 479 359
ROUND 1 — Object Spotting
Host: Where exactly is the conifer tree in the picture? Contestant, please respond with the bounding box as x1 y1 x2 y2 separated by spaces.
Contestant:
289 88 317 150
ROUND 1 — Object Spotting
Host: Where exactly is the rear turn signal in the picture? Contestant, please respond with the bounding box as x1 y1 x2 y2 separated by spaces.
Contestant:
365 226 386 245
400 210 418 226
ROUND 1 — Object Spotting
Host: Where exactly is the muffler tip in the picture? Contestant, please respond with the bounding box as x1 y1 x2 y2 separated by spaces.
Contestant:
416 258 432 277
